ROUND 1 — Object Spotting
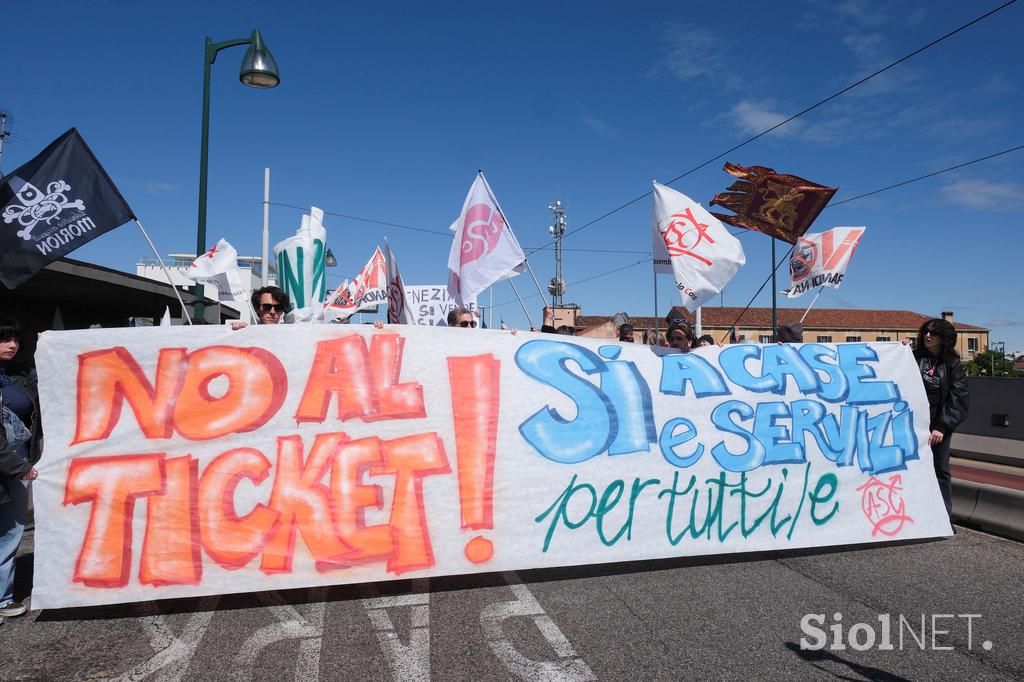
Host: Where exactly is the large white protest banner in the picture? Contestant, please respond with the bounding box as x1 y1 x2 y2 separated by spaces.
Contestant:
652 182 746 311
33 326 949 609
404 285 477 326
783 226 866 298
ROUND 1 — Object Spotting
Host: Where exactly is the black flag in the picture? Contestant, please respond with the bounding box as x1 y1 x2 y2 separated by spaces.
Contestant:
0 128 135 288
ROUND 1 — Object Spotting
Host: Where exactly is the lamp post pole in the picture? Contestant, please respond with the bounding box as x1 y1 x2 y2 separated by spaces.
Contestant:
193 30 279 321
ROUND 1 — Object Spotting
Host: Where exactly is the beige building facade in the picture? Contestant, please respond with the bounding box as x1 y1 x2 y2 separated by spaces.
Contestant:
562 306 989 359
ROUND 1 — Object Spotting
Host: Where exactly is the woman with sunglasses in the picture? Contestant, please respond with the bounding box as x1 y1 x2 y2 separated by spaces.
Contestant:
911 318 969 519
0 315 40 620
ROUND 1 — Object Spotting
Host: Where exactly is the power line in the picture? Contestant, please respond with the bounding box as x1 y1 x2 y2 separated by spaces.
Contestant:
489 256 653 310
827 143 1024 207
268 201 652 252
523 0 1018 254
268 201 451 237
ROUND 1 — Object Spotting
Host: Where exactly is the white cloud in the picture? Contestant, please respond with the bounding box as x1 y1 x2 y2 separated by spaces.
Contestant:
727 101 857 145
582 115 614 137
941 179 1024 210
145 181 177 197
655 25 738 88
729 101 798 137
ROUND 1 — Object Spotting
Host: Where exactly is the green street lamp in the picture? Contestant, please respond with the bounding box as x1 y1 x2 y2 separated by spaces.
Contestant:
194 28 279 320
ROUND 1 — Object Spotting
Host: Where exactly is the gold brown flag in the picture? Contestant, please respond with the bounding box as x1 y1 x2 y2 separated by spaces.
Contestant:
709 163 837 243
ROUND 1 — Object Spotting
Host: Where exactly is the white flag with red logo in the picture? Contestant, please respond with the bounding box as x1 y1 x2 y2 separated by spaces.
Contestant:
384 239 414 324
184 238 247 305
652 182 746 312
783 226 866 298
322 247 387 321
447 173 526 306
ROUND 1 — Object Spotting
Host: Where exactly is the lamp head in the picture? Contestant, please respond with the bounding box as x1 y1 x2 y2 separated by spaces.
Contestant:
240 29 280 88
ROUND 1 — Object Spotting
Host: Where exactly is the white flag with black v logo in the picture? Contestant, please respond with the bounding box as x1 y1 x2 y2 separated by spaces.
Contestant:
0 128 135 288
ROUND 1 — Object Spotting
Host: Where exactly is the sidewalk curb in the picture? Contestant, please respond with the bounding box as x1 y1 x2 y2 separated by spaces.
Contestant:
952 479 1024 542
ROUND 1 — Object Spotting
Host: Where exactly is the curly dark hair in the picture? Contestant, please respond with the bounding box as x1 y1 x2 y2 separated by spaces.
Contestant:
914 318 959 360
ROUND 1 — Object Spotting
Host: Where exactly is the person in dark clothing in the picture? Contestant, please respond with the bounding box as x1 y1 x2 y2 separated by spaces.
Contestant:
618 324 635 343
911 318 969 519
697 334 715 347
0 315 40 620
777 323 803 343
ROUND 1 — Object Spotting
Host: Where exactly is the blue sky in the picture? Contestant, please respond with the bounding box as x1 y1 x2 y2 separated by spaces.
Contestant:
4 0 1022 350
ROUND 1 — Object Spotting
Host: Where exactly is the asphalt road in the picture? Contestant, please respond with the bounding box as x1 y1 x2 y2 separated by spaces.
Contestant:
1 522 1021 681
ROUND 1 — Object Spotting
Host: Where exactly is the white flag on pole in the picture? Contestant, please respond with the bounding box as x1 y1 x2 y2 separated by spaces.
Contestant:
384 239 415 324
159 307 171 327
782 226 866 298
323 247 387 321
652 182 746 312
185 238 248 307
447 173 526 307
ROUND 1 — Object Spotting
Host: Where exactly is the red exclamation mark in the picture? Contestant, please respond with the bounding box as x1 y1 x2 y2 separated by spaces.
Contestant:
447 354 500 564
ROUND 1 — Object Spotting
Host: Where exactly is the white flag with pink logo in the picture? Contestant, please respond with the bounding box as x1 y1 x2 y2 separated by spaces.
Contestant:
447 173 526 306
384 238 415 324
652 182 746 312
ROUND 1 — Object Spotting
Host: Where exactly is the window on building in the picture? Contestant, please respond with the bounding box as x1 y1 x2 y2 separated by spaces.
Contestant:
968 338 978 352
759 335 772 343
817 335 833 343
876 336 891 342
846 335 861 342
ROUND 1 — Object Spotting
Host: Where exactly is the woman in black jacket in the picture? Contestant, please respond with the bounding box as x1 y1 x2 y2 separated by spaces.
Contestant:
912 318 969 519
0 315 40 619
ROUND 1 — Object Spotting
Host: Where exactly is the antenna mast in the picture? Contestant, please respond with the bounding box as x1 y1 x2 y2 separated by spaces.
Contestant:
0 112 10 175
547 199 567 306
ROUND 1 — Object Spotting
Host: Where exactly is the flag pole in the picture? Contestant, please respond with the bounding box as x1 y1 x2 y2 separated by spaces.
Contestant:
488 286 493 329
800 286 826 323
134 219 193 325
771 237 778 341
261 167 270 288
508 279 535 328
652 266 659 343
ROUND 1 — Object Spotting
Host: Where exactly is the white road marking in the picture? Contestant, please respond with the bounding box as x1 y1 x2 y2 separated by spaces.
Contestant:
361 578 431 682
112 596 219 682
480 572 595 682
229 588 328 682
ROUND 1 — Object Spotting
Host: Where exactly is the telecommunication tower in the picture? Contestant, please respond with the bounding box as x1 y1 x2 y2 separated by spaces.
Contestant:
547 200 567 306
